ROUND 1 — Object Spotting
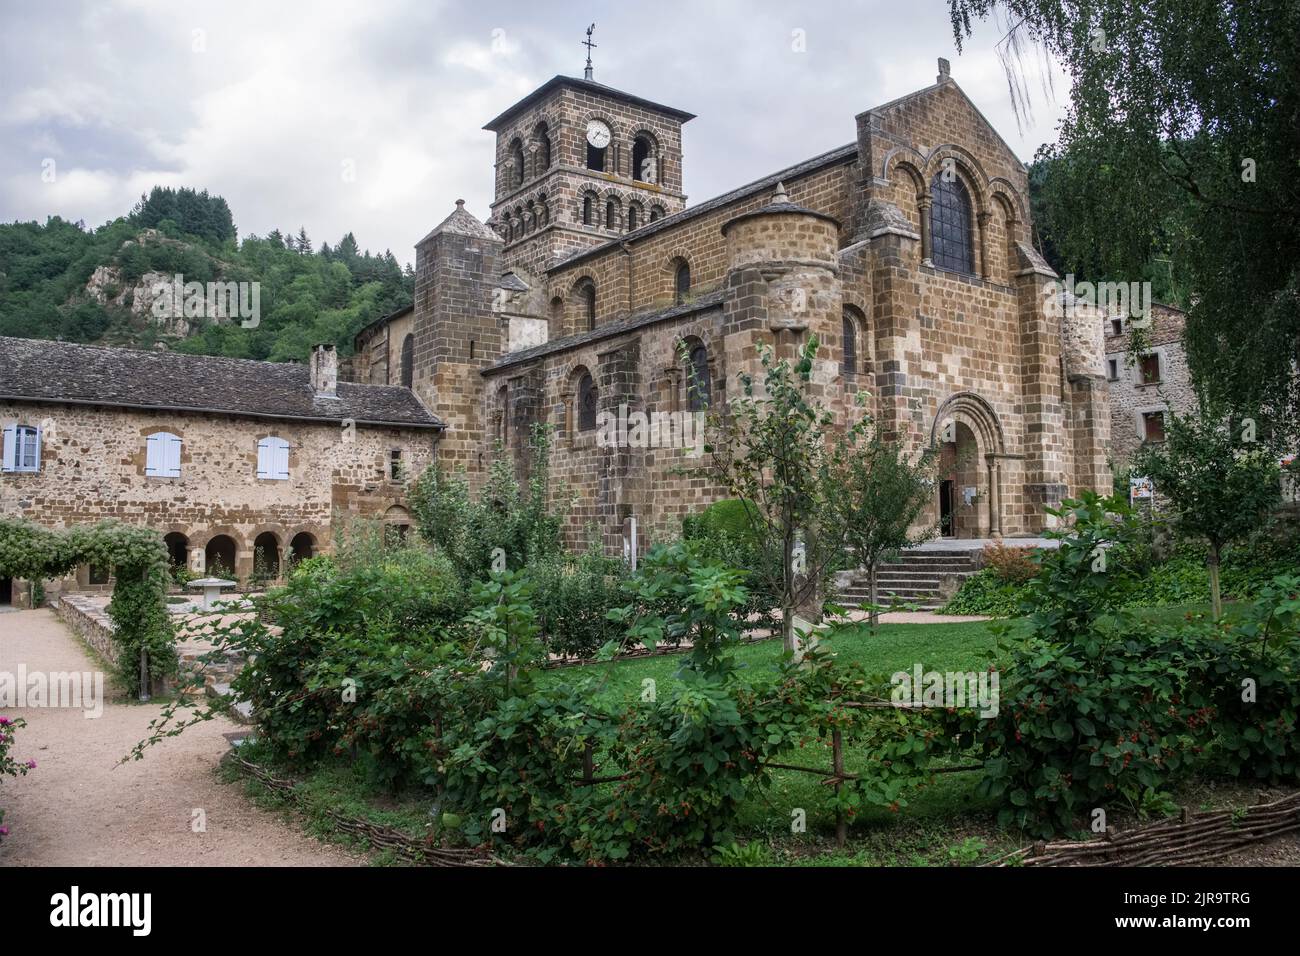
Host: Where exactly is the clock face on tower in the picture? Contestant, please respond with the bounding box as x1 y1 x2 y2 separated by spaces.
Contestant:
585 120 611 149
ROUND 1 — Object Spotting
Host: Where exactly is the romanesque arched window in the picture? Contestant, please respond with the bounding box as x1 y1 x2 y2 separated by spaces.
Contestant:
627 202 641 231
578 372 598 431
582 194 594 226
632 134 656 183
550 296 564 326
399 333 414 387
649 205 666 223
686 341 710 411
605 198 619 230
674 259 691 305
509 138 525 189
533 122 551 175
841 312 857 376
930 172 974 274
580 280 597 331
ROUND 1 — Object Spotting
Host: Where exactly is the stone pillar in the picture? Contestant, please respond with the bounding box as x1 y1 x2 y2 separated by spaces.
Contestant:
918 195 934 268
986 456 1002 537
977 211 992 280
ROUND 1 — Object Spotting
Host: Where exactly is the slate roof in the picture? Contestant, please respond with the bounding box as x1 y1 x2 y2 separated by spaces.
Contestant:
417 199 499 245
0 336 443 429
483 75 696 132
485 289 726 375
552 143 858 271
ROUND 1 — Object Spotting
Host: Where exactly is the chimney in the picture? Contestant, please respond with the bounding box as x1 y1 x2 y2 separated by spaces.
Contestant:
310 344 338 398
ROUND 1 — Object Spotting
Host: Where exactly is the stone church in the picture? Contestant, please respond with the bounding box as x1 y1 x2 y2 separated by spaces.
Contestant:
353 59 1111 552
1 57 1113 607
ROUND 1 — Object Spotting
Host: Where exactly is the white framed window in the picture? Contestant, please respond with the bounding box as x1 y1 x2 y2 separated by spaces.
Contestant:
144 431 182 478
1 424 41 473
256 436 290 480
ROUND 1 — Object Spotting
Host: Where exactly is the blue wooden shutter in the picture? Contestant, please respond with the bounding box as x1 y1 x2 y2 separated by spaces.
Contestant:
1 425 16 472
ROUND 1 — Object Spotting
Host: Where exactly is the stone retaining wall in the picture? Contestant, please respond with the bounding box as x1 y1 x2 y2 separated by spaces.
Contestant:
53 595 245 692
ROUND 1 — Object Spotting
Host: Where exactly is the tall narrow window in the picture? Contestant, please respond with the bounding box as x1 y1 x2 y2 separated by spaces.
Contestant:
581 282 597 331
582 195 593 226
509 139 525 189
578 372 598 431
687 343 710 411
1 424 40 473
632 135 654 183
144 431 182 478
606 199 617 230
399 333 414 387
1139 353 1161 384
389 448 405 481
674 260 691 305
841 313 858 376
627 203 640 231
930 172 975 273
256 436 291 480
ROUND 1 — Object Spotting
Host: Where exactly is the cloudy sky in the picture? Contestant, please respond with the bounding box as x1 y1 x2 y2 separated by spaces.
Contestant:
0 0 1068 265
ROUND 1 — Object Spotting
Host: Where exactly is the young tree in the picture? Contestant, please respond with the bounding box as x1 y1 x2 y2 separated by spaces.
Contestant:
705 338 840 654
705 338 940 651
1133 407 1283 617
827 410 940 629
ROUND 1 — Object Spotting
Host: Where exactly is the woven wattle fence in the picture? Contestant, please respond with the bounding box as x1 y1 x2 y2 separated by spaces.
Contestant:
988 790 1300 867
226 752 504 867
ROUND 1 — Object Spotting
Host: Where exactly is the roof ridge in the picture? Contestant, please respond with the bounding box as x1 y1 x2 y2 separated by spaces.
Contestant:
552 142 856 271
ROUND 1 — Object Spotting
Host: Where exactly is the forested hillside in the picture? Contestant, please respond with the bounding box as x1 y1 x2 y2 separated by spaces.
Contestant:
0 186 413 364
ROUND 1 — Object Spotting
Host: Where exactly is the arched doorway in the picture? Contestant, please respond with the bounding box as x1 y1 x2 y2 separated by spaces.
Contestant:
936 421 982 537
930 392 1006 539
164 532 189 569
252 532 281 583
204 535 237 579
289 532 316 564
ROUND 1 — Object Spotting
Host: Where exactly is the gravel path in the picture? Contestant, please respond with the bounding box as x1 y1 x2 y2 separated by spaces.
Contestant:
0 608 361 867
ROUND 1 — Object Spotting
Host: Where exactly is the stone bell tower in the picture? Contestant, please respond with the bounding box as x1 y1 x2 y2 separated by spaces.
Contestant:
482 66 695 275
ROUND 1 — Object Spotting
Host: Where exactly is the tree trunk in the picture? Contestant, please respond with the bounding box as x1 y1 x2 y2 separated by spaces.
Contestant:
782 605 797 655
868 561 879 632
1208 545 1223 619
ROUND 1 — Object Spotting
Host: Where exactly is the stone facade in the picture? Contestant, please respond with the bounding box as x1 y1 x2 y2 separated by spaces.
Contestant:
1103 303 1194 468
351 65 1113 552
0 341 440 604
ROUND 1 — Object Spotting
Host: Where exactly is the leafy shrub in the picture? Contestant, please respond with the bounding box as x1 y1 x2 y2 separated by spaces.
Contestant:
941 568 1027 616
981 542 1039 584
530 549 629 658
0 714 34 843
409 425 562 584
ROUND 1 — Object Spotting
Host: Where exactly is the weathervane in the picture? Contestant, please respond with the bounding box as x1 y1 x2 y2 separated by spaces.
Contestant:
582 23 597 80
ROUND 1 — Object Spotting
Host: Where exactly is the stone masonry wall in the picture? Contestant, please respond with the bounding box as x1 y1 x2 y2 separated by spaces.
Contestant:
0 400 437 581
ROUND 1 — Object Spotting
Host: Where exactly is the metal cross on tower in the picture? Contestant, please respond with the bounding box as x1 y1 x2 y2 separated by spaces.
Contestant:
582 23 597 80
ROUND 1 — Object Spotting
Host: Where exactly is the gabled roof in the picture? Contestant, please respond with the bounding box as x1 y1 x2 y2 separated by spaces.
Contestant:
483 75 696 132
861 78 1029 174
0 336 443 429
